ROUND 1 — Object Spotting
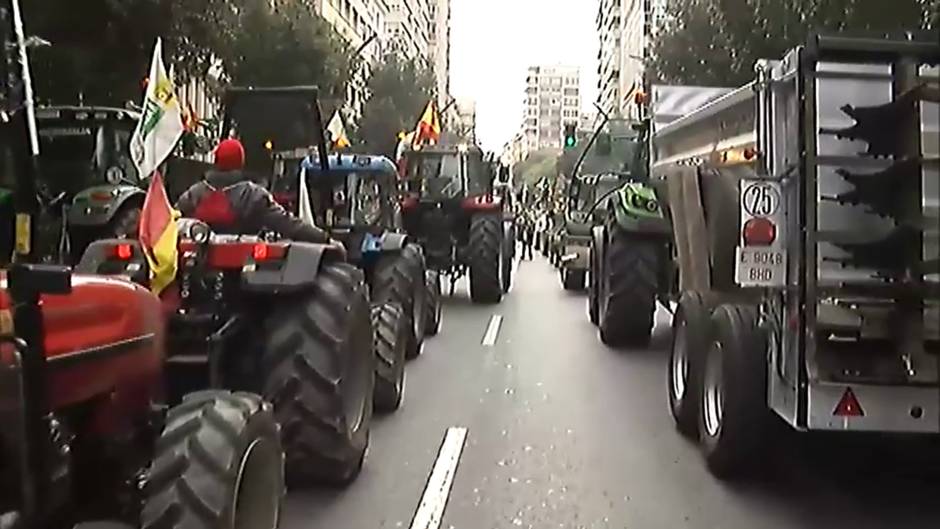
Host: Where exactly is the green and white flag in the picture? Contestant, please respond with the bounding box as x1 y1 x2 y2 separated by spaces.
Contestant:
130 38 184 178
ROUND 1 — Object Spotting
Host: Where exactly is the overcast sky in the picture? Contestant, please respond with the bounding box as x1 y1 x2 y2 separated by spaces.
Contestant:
450 0 600 151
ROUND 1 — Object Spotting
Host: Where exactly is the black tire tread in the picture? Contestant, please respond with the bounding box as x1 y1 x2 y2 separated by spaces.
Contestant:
371 303 408 412
469 214 503 304
424 270 442 336
141 391 281 529
262 262 374 485
700 304 766 480
599 230 658 347
668 291 714 438
374 244 426 359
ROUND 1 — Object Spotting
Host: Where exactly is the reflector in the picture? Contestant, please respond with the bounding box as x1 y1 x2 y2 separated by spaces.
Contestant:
114 243 133 260
833 387 864 417
743 217 776 246
252 243 270 261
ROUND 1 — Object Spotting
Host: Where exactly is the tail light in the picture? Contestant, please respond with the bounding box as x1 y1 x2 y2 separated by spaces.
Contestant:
90 191 114 202
252 243 286 262
743 217 776 246
114 243 134 260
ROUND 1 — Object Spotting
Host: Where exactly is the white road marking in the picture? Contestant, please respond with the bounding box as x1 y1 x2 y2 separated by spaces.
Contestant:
410 427 469 529
481 314 503 346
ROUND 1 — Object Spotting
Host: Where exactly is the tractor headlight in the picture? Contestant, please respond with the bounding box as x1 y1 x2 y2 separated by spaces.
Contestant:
106 166 124 185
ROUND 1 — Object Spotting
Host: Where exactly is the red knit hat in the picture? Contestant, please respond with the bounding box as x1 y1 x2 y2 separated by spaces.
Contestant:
214 139 245 171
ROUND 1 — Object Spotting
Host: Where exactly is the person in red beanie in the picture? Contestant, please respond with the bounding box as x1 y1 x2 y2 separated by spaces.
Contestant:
176 138 334 245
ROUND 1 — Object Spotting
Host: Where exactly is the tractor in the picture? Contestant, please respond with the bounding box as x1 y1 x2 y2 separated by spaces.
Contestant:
399 144 513 304
1 5 286 527
273 150 439 412
558 172 623 290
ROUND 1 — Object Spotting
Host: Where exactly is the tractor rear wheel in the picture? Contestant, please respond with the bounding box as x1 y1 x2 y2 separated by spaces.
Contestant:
371 303 408 413
501 226 514 293
598 229 659 347
262 262 374 486
108 205 141 238
374 244 427 359
562 269 586 291
141 390 283 529
469 213 503 304
425 270 442 336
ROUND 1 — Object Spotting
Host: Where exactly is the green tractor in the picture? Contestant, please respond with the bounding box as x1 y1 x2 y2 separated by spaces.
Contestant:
558 172 623 290
585 118 676 347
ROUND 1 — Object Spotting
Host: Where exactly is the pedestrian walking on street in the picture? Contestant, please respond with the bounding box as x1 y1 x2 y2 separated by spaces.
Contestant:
520 214 535 260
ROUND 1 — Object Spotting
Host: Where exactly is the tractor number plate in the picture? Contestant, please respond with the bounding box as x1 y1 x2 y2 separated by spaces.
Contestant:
736 247 785 287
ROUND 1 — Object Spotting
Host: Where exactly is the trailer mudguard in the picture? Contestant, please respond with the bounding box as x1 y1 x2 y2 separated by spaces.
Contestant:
68 185 145 227
242 241 345 293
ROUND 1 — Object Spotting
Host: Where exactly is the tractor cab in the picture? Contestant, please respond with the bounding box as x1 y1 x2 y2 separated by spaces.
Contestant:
400 144 492 206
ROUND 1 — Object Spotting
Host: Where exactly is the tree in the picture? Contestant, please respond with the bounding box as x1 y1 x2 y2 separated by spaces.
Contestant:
23 0 355 105
514 149 559 189
650 0 934 86
358 54 436 158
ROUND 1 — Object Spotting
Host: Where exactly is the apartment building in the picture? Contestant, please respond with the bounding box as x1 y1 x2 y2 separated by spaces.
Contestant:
597 0 669 118
428 0 451 108
522 65 582 152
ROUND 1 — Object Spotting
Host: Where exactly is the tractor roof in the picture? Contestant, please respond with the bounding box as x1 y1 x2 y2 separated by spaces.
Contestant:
302 153 397 176
35 105 140 122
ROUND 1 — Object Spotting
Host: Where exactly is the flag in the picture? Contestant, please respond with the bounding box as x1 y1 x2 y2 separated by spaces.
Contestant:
326 111 351 150
138 171 178 295
130 38 185 179
411 100 441 148
298 164 316 226
132 38 184 294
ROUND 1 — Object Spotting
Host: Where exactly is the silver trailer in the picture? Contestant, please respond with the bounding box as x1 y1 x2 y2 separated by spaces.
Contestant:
656 34 939 479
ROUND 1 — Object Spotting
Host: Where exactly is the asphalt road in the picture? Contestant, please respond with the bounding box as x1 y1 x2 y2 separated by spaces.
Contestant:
283 256 940 529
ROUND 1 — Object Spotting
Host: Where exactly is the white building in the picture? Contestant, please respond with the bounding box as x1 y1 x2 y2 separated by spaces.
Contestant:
385 0 434 60
597 0 669 119
429 0 451 108
454 98 477 142
522 65 582 152
313 0 391 117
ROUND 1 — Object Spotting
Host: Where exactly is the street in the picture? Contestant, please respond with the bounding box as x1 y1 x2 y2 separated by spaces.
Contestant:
283 256 940 529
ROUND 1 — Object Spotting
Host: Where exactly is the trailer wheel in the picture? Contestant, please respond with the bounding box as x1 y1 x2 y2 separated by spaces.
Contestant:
668 292 714 438
598 230 658 347
424 270 442 336
141 391 283 529
468 213 503 304
371 303 408 413
262 262 374 486
374 244 427 358
699 304 767 480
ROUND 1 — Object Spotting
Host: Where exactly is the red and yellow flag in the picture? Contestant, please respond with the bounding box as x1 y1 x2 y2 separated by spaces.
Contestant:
138 170 178 294
412 100 441 148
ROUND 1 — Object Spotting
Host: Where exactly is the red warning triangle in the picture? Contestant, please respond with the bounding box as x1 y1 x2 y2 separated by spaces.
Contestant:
833 387 864 417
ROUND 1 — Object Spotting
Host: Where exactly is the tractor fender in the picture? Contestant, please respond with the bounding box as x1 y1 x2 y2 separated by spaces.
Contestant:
379 232 409 252
242 241 349 293
611 183 672 237
69 185 145 227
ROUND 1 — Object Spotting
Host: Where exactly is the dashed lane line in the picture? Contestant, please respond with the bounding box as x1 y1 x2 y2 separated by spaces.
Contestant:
481 314 503 346
409 427 469 529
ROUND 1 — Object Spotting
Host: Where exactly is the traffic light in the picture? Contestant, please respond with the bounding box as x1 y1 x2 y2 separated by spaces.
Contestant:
563 123 577 149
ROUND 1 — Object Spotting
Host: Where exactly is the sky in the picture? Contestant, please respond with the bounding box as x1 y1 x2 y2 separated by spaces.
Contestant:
449 0 600 152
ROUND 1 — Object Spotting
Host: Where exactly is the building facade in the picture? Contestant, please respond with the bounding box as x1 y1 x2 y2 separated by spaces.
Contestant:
428 0 451 109
384 0 434 60
522 65 582 152
597 0 669 119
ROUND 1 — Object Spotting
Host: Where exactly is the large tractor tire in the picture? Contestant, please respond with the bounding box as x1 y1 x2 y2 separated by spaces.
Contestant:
371 303 409 413
562 269 586 291
668 292 714 439
587 244 600 325
699 304 767 480
598 230 659 348
425 270 442 336
468 213 503 304
141 391 283 529
374 243 427 359
262 262 374 486
108 205 141 238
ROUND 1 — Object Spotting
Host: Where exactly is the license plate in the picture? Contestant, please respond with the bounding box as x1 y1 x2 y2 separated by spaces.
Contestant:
736 247 785 287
